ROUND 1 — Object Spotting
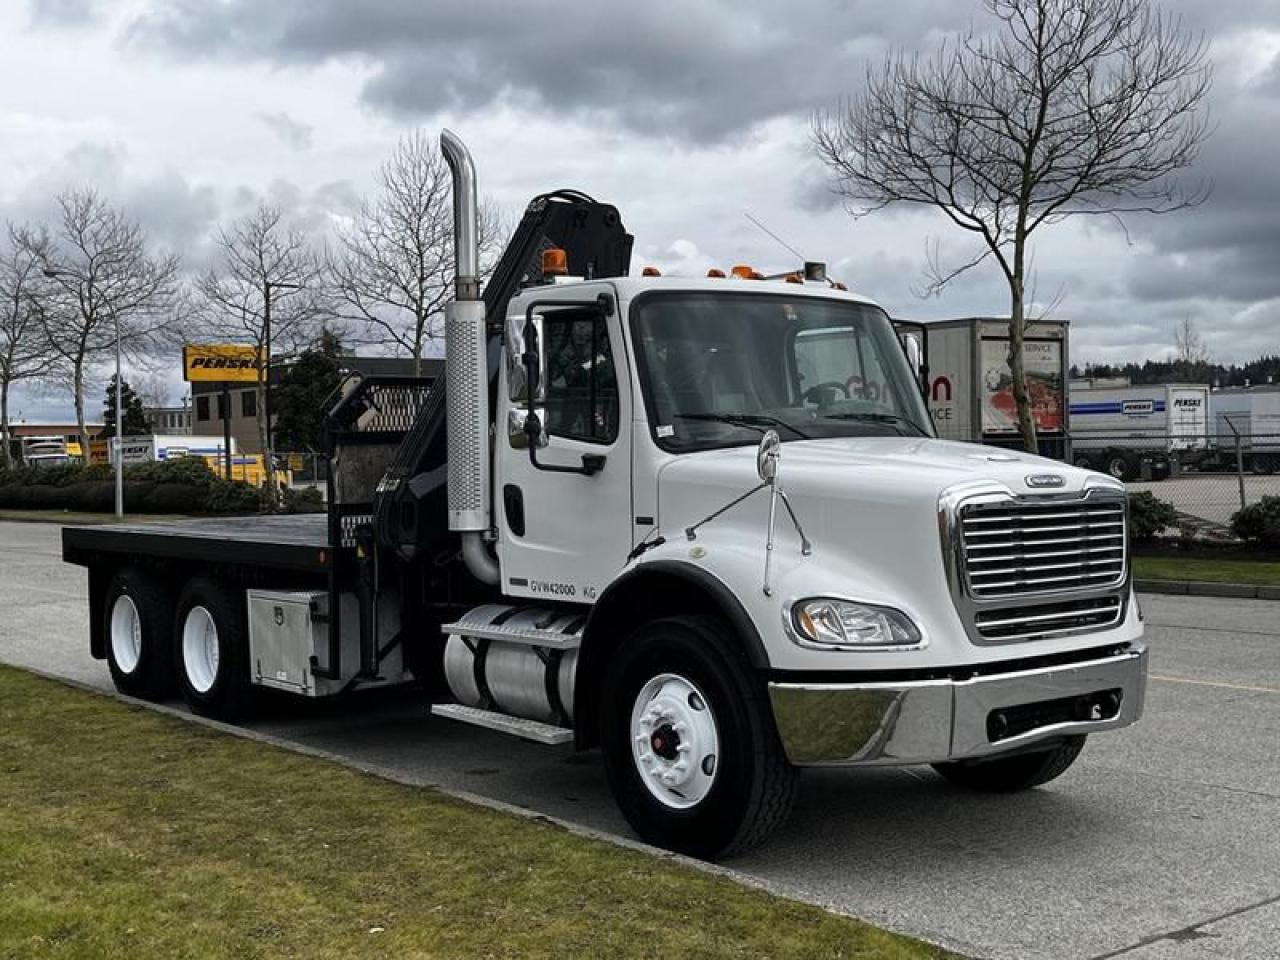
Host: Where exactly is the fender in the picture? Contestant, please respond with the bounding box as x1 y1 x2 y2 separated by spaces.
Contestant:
573 559 769 749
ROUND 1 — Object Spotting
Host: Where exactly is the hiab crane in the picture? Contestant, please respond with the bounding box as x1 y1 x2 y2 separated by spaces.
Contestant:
63 131 1147 858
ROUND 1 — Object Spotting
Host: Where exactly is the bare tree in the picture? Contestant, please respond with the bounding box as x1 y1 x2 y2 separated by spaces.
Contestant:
1173 315 1210 380
0 224 53 467
28 189 181 455
814 0 1211 451
328 130 503 375
195 203 327 489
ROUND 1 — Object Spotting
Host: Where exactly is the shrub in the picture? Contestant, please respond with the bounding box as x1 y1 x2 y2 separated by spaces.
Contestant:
127 457 215 486
1128 491 1179 543
204 479 265 515
1230 496 1280 550
280 485 325 514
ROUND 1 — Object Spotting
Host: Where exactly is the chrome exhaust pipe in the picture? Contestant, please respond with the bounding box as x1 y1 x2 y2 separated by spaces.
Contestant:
440 129 498 584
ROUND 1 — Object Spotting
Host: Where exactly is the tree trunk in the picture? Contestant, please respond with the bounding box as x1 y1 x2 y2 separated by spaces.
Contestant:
73 361 89 462
0 379 10 469
256 374 275 502
1007 241 1038 454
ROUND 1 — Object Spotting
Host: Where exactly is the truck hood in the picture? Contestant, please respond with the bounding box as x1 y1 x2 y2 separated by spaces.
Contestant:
657 436 1101 507
649 436 1132 672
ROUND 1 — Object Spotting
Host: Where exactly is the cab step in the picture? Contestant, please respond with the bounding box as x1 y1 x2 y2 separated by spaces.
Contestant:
430 703 574 745
441 603 584 651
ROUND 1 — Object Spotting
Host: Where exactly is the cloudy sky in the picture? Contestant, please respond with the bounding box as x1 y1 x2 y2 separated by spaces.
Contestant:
3 0 1279 420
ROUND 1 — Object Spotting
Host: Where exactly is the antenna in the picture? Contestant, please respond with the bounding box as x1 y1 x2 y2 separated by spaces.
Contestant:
744 212 805 261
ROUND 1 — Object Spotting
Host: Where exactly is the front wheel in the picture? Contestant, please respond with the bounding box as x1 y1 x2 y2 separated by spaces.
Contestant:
600 615 797 859
931 736 1086 792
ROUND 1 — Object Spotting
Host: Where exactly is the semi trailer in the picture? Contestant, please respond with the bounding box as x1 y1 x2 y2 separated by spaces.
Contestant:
1068 380 1210 480
62 132 1147 858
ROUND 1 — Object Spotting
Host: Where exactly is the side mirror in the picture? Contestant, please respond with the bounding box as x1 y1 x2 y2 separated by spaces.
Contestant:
506 312 546 404
756 429 780 484
901 333 923 381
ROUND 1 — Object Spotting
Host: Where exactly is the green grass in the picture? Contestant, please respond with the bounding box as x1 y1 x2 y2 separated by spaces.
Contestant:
0 666 955 960
1134 555 1280 586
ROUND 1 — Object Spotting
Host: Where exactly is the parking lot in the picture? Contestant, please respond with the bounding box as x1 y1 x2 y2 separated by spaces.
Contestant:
1 519 1277 960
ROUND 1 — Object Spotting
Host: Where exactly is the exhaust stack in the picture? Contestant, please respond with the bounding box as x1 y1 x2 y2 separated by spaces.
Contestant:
441 130 498 584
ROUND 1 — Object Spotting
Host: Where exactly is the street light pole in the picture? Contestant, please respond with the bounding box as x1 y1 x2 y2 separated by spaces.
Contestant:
112 306 123 518
262 279 301 499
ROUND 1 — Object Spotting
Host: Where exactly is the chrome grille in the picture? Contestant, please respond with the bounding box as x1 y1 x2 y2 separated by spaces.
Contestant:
974 596 1124 642
961 499 1126 599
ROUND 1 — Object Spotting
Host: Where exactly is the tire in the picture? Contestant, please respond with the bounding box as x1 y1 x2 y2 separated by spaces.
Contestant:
1251 454 1279 476
600 615 797 859
173 578 251 722
1072 453 1095 471
1105 452 1136 482
931 735 1086 792
103 568 174 700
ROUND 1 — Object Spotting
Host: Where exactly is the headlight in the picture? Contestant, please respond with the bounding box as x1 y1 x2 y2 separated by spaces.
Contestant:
790 598 922 648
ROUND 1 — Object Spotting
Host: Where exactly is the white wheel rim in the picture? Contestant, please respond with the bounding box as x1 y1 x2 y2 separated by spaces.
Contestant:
630 672 720 810
182 605 220 694
109 594 142 675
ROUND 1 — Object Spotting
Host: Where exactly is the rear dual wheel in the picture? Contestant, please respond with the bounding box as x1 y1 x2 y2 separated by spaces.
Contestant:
174 578 251 722
104 569 174 700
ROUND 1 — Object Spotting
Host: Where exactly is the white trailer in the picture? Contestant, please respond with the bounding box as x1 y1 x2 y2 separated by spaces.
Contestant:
909 317 1070 459
1068 381 1210 480
111 434 233 466
1209 385 1280 474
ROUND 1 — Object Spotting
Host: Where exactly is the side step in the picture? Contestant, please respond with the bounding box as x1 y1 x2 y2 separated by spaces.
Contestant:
430 703 573 746
440 603 584 651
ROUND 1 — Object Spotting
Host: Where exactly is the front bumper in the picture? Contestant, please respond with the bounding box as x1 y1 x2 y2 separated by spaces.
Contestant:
767 643 1148 766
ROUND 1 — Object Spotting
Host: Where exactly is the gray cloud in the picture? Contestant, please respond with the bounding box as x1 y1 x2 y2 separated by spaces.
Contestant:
126 0 973 142
256 111 313 151
28 0 97 28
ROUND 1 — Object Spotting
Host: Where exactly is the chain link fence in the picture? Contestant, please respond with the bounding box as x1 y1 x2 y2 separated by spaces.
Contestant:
1067 428 1280 542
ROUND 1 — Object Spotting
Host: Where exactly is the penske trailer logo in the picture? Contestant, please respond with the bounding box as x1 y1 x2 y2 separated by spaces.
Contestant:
183 344 263 383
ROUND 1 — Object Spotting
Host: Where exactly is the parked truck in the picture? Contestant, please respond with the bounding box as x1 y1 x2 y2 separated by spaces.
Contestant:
1068 380 1210 480
62 132 1147 858
1209 385 1280 475
904 316 1071 461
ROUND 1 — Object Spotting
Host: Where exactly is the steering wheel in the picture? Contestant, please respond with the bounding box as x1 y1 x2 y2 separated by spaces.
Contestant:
803 380 852 405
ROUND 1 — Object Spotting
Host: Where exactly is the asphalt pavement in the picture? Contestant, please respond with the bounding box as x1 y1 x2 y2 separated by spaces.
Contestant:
1 519 1277 960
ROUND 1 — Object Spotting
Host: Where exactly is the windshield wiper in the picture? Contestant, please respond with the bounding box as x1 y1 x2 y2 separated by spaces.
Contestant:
821 411 929 437
675 412 811 440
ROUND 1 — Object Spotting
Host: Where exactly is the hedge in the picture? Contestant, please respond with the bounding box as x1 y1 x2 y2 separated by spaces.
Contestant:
1127 491 1180 543
1231 496 1280 550
0 459 267 515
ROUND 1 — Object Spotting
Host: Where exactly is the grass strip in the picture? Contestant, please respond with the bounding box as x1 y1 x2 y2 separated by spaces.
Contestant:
0 666 956 960
1134 555 1280 586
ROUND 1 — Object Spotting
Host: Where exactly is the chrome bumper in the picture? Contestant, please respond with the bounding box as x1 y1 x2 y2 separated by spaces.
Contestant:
768 643 1148 766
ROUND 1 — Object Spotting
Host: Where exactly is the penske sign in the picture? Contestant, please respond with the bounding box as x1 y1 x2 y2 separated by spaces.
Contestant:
183 344 263 383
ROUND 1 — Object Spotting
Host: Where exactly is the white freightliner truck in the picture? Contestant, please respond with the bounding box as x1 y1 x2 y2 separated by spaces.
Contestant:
62 133 1147 858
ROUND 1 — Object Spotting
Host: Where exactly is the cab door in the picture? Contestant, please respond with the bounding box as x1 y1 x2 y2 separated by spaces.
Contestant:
496 296 633 604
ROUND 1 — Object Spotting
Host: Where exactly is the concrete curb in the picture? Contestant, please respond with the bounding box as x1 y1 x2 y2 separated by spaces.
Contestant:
1136 579 1280 601
6 663 968 959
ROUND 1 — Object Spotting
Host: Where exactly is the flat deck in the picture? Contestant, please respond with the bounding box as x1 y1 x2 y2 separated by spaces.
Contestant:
62 514 332 574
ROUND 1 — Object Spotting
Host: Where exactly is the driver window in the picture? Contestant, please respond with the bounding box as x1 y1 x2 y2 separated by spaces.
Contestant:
794 327 892 407
543 312 619 444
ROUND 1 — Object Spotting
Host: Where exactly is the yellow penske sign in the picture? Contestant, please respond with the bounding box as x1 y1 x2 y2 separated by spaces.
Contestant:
183 344 263 383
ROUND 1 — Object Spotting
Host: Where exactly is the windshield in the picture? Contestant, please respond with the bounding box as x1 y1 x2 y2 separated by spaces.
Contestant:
630 292 934 452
